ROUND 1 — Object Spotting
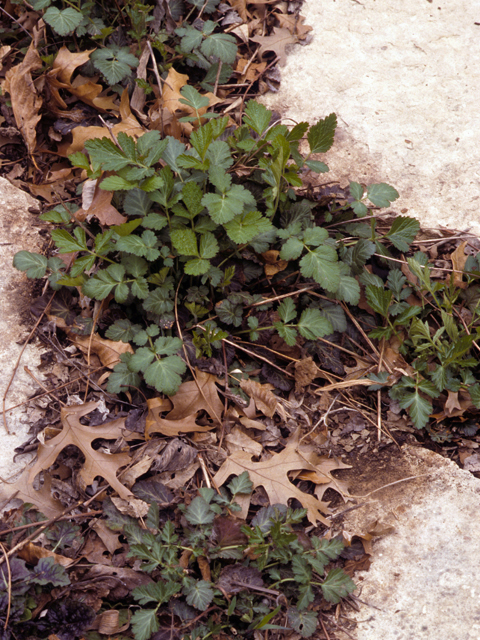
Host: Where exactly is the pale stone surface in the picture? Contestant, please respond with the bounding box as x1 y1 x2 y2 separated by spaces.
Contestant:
336 445 480 640
262 0 480 234
0 177 45 480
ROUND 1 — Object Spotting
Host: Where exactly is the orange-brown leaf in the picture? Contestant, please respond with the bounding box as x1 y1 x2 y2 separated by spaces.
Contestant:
166 369 223 422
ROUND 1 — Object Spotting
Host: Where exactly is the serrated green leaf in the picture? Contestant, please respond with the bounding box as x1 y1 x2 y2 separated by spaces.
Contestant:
469 384 480 409
179 84 210 111
365 285 392 318
348 239 376 274
153 336 183 356
299 248 340 292
185 496 215 525
51 228 87 253
91 46 139 85
68 152 90 171
307 113 337 154
40 205 72 224
349 181 364 201
70 254 96 277
305 159 329 173
395 386 432 429
106 319 141 342
201 32 237 64
31 557 70 587
112 218 143 237
171 228 198 256
131 609 159 640
117 230 160 260
198 232 219 260
133 581 181 606
183 579 214 611
131 277 149 299
367 183 400 208
144 356 186 395
292 556 312 584
385 216 420 252
298 308 333 339
335 275 360 305
202 184 255 224
82 264 126 301
106 355 141 394
224 210 272 244
274 322 298 346
84 137 130 171
44 6 82 35
13 251 48 279
287 608 317 638
228 471 253 495
143 287 174 316
184 258 211 275
205 139 233 169
141 174 165 192
321 568 356 604
137 131 167 166
280 237 305 261
243 100 272 135
278 298 297 323
303 226 329 247
208 166 232 192
101 175 136 191
142 213 168 230
352 200 369 217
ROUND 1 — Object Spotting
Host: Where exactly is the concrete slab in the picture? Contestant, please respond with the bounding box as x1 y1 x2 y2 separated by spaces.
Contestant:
336 445 480 640
0 178 46 480
262 0 480 234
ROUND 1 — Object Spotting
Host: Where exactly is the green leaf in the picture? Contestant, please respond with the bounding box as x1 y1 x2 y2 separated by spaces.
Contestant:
137 131 167 165
13 251 48 279
70 254 95 277
101 175 136 191
367 183 399 208
179 84 210 111
469 384 480 409
106 319 141 342
123 189 152 217
335 275 360 305
305 159 328 173
153 336 183 356
117 230 160 261
385 216 420 252
40 205 72 224
303 226 329 247
181 180 205 217
84 137 130 171
91 46 139 85
199 232 219 260
144 356 186 395
184 258 211 276
68 152 90 171
185 496 215 525
396 386 433 429
299 247 340 292
287 608 317 638
224 210 272 244
365 285 392 318
202 184 255 224
307 113 337 154
298 308 333 339
274 322 298 346
292 556 312 585
107 356 141 393
112 218 143 237
349 181 364 201
183 579 214 611
201 32 237 64
133 581 181 606
82 264 126 301
243 100 272 136
171 228 198 256
228 471 253 495
352 200 369 217
321 568 356 604
143 287 174 316
44 6 82 35
51 228 87 253
131 609 159 640
278 298 297 324
206 139 233 169
296 584 315 611
348 239 376 274
280 237 305 261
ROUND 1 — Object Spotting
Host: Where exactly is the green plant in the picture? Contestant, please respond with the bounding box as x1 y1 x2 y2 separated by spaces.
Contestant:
105 471 355 639
14 98 405 398
365 253 480 428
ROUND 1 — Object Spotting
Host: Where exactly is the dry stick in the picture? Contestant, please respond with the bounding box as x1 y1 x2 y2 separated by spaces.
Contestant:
0 541 11 631
249 286 317 308
0 366 106 417
83 300 105 402
213 60 223 97
341 302 390 372
2 292 55 434
24 366 66 407
373 252 464 276
319 615 332 640
147 40 169 97
0 511 102 537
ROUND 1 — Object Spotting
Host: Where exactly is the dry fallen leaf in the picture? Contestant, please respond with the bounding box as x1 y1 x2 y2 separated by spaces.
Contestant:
76 179 127 226
146 404 216 438
214 429 345 525
3 43 43 153
450 241 468 289
17 542 74 568
68 333 134 369
240 378 285 419
166 369 223 422
1 402 136 516
250 27 298 66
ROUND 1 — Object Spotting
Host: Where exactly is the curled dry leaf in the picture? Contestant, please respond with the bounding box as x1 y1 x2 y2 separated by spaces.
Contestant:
67 332 134 369
249 27 299 66
77 179 127 226
17 542 74 568
146 400 216 438
166 368 223 422
3 43 43 153
213 429 339 525
240 378 285 419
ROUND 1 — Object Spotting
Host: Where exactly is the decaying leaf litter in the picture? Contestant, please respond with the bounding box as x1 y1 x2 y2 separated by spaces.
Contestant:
3 1 480 639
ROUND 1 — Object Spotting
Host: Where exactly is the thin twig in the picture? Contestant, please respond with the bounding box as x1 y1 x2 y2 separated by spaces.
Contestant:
3 292 55 434
319 615 332 640
0 511 102 536
24 366 65 407
0 542 11 630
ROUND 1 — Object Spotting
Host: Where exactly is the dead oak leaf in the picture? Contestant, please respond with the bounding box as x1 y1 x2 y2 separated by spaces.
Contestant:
240 379 285 419
1 402 136 517
145 403 216 439
166 369 223 422
274 12 312 40
250 27 299 66
67 332 134 369
3 43 43 153
213 429 334 525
